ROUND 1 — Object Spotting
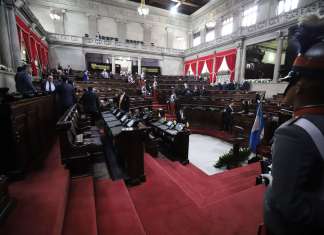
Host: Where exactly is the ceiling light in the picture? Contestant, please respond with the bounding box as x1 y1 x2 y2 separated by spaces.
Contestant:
170 2 181 14
50 9 61 20
138 0 149 16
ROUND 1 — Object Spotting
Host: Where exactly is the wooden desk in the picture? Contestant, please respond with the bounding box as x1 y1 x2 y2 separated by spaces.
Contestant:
0 95 57 179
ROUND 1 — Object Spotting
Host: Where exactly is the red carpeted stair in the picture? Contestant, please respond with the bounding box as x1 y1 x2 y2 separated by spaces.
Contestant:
94 179 146 235
0 140 70 235
62 177 98 235
128 155 209 235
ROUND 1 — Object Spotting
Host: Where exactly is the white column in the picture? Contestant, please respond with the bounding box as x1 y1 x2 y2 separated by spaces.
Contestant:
88 14 98 38
234 39 244 83
143 23 152 45
138 57 141 75
112 56 115 74
240 44 247 81
273 34 284 83
187 31 193 48
0 0 13 68
200 27 206 44
53 9 65 34
116 19 127 43
6 0 22 70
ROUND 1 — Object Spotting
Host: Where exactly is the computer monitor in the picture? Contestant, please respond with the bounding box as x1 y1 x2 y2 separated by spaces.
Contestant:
120 115 128 123
175 123 185 132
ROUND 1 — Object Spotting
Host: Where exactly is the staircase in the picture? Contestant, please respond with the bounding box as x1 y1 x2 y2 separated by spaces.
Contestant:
0 141 265 235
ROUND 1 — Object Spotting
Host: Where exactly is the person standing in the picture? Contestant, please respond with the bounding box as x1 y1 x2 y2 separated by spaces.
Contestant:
79 87 101 124
83 70 90 81
264 15 324 235
118 90 130 112
15 64 37 95
223 102 234 132
56 75 76 115
42 75 56 93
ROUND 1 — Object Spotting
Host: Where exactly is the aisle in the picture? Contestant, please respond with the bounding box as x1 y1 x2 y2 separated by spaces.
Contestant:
189 134 232 175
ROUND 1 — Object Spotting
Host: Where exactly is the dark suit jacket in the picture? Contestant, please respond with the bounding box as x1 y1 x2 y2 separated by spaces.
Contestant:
265 115 324 235
15 71 36 95
56 82 76 111
80 91 100 113
118 94 130 112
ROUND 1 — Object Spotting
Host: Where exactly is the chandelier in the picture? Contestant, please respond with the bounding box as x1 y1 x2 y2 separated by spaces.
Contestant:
138 0 149 16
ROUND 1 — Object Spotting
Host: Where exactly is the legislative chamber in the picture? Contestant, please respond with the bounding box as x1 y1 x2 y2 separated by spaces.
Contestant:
0 0 323 235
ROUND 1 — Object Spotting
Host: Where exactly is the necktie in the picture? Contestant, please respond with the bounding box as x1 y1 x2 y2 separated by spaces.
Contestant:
49 82 52 92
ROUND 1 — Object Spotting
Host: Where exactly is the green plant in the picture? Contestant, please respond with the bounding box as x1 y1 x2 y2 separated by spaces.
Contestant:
215 147 251 169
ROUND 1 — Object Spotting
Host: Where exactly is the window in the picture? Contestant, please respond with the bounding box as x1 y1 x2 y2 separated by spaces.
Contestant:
193 32 201 47
242 5 258 27
205 27 215 42
277 0 299 15
221 17 233 36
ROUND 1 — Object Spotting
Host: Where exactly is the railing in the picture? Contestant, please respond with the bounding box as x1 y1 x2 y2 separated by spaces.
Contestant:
47 0 322 58
48 34 185 57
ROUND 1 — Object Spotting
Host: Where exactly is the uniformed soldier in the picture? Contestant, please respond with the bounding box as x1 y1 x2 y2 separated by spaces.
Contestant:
264 15 324 235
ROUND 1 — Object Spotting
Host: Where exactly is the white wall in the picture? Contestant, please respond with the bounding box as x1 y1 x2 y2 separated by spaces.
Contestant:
0 71 16 92
49 46 86 71
160 57 184 75
126 22 144 41
98 17 118 38
29 5 55 33
151 26 167 47
173 28 187 50
64 12 89 37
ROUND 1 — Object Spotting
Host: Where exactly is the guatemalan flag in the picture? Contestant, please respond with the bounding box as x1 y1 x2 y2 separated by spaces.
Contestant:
249 103 265 153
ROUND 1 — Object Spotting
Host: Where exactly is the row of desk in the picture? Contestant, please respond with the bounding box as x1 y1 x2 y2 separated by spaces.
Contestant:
102 110 146 186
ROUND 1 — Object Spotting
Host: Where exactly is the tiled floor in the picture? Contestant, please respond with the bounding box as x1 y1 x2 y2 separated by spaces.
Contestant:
189 134 232 175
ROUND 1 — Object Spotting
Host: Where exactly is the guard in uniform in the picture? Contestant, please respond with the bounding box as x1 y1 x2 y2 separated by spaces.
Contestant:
264 16 324 235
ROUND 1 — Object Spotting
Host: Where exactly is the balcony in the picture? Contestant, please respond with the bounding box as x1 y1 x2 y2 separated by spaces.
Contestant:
184 0 322 56
47 34 185 57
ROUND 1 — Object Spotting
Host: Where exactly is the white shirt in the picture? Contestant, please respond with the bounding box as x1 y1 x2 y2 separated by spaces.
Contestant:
45 81 55 92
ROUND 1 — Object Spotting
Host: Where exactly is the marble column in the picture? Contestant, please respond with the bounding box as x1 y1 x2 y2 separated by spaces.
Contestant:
187 31 193 48
200 27 206 44
112 56 115 74
165 27 174 49
116 19 127 43
234 40 243 83
5 0 22 70
143 23 152 45
53 10 65 34
273 35 284 83
138 57 141 75
88 14 98 38
240 43 247 81
0 0 13 68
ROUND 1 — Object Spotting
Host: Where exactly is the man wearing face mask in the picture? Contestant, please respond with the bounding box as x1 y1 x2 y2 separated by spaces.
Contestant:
264 15 324 235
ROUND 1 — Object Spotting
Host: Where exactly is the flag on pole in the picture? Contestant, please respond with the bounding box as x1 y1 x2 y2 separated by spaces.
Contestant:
249 103 265 153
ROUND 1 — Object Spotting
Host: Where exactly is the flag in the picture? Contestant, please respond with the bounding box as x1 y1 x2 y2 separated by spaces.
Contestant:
249 103 265 153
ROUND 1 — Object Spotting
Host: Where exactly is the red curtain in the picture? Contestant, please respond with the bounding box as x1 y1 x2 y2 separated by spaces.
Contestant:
197 60 205 77
184 63 190 76
206 58 214 83
190 62 197 76
225 53 236 82
214 56 224 83
29 37 38 75
22 31 31 62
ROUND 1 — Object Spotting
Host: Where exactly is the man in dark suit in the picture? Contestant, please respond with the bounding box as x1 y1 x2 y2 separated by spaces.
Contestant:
118 90 130 112
42 75 56 93
79 87 101 124
15 64 37 95
223 102 234 132
56 75 76 115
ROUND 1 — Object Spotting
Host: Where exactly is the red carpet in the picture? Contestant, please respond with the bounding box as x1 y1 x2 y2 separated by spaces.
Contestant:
62 177 97 235
204 185 265 235
128 155 209 235
156 157 260 207
95 179 146 235
0 140 70 235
